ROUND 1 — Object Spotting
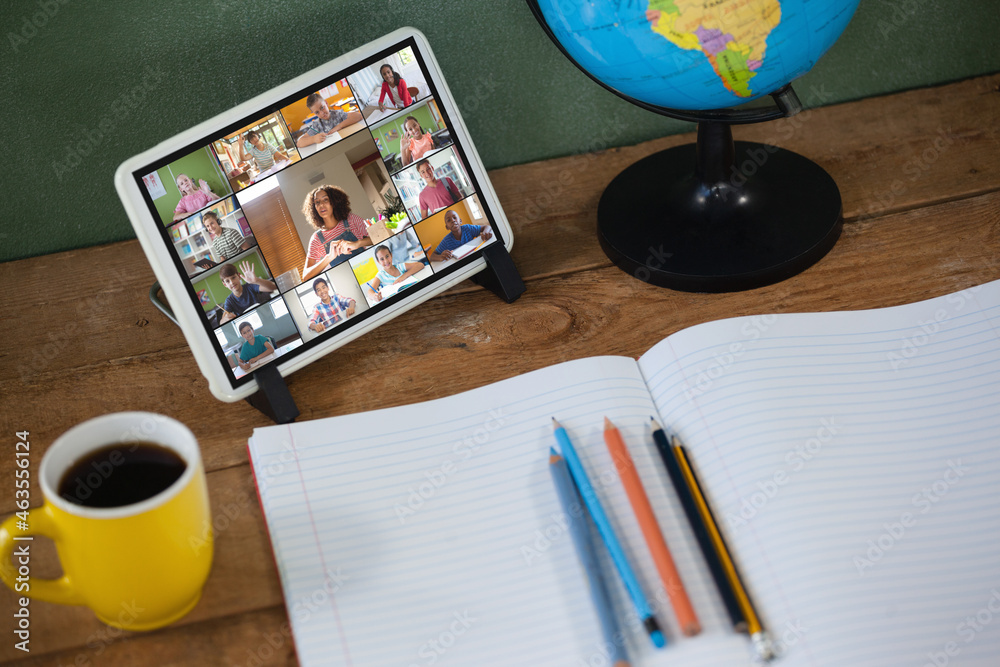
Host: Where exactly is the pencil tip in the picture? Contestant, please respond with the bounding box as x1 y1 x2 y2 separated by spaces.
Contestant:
650 416 663 430
603 416 614 429
752 632 775 661
551 417 561 429
644 617 666 647
548 446 562 463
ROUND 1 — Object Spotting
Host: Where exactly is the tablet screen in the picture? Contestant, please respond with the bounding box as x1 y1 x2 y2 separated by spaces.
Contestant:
131 36 502 387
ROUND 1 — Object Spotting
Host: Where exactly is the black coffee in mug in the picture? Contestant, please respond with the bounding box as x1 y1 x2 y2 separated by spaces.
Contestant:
57 442 187 508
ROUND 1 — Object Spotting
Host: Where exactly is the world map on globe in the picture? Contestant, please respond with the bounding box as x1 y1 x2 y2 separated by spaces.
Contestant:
534 0 860 111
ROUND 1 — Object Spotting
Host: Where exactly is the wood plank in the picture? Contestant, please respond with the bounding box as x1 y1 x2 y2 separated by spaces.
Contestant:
9 607 298 667
2 75 998 393
2 188 999 663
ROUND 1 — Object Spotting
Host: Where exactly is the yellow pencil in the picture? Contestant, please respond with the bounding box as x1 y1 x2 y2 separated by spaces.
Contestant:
673 439 774 661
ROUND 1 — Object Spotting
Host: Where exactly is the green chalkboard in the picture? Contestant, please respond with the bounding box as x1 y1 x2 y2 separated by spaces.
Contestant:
2 0 998 262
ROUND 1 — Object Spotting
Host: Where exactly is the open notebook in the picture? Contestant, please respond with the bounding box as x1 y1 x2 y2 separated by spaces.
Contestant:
248 280 1000 666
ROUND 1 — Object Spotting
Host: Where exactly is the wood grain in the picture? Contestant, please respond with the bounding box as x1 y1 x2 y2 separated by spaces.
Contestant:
9 606 298 667
1 75 999 665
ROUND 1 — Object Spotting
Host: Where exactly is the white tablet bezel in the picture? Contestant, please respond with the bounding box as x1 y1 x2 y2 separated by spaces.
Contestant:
115 27 514 403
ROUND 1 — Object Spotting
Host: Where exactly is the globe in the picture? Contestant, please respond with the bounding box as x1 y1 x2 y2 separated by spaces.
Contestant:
530 0 860 112
526 0 861 293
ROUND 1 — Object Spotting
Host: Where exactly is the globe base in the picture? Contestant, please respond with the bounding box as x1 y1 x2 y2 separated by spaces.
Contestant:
597 128 842 292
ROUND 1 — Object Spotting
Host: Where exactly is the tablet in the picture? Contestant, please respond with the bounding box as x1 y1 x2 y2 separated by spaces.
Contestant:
115 27 514 403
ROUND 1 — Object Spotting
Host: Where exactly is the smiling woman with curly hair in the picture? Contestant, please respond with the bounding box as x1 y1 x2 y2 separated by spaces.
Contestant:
301 184 373 281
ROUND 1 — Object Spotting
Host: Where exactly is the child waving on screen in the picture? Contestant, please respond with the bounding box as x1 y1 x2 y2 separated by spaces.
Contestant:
400 117 435 166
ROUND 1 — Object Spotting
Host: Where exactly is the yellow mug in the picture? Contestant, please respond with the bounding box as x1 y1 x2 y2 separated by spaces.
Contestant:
0 412 213 631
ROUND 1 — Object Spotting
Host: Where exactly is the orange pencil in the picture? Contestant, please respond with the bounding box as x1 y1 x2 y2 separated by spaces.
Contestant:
604 417 701 636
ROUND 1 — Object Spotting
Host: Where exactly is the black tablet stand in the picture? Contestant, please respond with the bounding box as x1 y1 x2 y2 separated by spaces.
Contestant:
147 245 523 423
245 363 300 423
470 242 526 303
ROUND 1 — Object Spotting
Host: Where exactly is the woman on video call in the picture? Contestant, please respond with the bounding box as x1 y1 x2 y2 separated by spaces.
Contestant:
301 185 373 281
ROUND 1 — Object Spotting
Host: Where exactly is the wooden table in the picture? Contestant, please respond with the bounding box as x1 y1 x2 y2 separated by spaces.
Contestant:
2 74 999 666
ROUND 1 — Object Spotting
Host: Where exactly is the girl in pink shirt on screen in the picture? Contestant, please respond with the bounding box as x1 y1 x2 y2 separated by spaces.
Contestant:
172 174 220 221
377 64 413 112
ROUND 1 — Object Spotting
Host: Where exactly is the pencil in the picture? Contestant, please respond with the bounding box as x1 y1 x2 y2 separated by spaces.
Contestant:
650 418 745 631
549 449 631 667
603 418 701 637
655 420 775 661
552 418 666 649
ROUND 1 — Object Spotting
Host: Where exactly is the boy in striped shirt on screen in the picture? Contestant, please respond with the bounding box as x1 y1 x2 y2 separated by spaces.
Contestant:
241 130 289 172
203 211 250 261
308 277 356 333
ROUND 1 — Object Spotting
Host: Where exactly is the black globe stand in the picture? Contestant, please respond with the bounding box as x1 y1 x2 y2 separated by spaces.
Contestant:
597 120 843 292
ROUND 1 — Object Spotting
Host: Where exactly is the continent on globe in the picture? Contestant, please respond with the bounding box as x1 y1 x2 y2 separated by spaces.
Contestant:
646 0 781 98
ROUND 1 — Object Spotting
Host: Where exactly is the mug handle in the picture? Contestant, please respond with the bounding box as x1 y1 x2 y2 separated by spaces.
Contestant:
0 505 84 605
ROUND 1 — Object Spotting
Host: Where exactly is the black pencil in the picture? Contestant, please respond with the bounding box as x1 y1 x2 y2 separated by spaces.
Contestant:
650 418 746 631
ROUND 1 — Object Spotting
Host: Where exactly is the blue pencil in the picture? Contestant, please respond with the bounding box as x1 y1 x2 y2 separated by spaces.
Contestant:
549 449 631 667
552 418 666 648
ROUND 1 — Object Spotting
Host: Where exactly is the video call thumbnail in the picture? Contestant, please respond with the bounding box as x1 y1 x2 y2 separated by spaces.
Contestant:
211 112 301 194
168 196 256 278
369 97 452 175
391 146 474 224
192 249 277 329
143 146 233 227
349 228 431 307
288 262 370 343
218 299 303 379
411 194 495 272
279 81 367 159
346 47 430 121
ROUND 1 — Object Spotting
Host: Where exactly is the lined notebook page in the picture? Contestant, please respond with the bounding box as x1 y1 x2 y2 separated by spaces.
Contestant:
640 280 1000 666
249 356 753 667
